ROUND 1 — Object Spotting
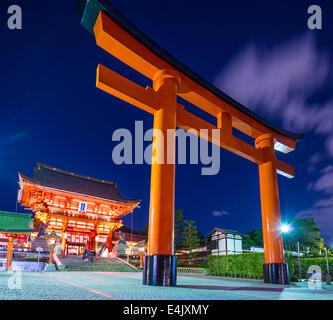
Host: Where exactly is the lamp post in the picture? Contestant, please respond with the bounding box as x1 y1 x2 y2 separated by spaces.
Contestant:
297 241 302 282
36 247 43 263
280 223 300 281
125 248 131 263
45 231 60 265
139 247 145 268
325 247 331 285
136 240 148 269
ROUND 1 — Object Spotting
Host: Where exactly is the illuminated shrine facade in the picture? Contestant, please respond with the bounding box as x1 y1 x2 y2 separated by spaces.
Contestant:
18 163 141 255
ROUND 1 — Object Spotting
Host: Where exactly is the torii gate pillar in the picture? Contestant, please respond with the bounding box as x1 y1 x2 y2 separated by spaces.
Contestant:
256 134 289 284
143 70 180 286
77 1 303 286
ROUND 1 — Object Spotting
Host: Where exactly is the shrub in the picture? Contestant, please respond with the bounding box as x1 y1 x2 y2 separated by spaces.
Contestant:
285 254 333 278
208 253 265 279
208 253 333 281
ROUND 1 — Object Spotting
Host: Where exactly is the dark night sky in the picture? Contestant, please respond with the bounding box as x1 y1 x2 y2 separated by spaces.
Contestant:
1 1 333 244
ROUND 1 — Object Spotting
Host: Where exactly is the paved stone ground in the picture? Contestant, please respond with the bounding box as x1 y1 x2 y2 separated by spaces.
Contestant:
0 271 332 300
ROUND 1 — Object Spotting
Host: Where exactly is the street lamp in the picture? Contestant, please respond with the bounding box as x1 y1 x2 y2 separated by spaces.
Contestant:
280 223 302 281
325 247 331 285
136 240 148 269
280 224 292 233
125 248 131 263
45 231 60 265
139 247 145 268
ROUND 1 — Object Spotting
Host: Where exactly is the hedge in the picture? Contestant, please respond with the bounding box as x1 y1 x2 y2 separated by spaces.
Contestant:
285 255 333 281
208 253 265 279
208 253 333 281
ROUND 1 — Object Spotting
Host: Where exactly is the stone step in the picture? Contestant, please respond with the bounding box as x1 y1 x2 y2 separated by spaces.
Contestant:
58 255 137 272
31 237 50 253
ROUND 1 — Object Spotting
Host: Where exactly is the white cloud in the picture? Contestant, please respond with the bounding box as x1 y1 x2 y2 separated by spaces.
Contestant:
214 33 333 244
215 33 333 156
212 210 231 217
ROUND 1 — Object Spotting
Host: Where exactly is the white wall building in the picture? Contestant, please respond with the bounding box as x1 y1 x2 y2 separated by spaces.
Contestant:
243 246 304 257
206 228 243 255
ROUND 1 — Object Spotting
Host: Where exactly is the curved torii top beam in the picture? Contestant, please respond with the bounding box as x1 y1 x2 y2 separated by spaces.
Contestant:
77 0 303 178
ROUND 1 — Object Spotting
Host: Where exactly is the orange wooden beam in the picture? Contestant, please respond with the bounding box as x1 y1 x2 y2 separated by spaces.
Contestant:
176 106 263 165
97 64 294 178
276 159 295 179
97 64 158 115
93 11 297 153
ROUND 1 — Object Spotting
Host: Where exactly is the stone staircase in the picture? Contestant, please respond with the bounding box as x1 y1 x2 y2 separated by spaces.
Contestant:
58 255 138 272
31 237 50 253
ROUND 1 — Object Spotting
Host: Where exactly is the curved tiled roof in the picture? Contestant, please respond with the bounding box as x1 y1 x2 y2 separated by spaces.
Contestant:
77 0 303 142
0 211 34 233
20 163 141 205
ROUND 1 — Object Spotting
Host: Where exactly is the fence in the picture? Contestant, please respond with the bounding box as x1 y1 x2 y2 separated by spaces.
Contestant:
177 267 208 275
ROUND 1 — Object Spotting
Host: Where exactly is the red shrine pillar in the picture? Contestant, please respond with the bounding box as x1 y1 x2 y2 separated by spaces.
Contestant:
6 236 14 270
143 70 179 287
256 133 289 284
88 235 93 251
94 235 99 253
108 232 113 256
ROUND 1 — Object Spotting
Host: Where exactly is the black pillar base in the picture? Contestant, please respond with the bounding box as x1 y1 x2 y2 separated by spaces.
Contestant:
263 263 289 284
143 255 177 286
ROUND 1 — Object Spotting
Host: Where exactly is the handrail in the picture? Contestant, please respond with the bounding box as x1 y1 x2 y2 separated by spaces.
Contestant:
114 257 138 270
53 253 65 270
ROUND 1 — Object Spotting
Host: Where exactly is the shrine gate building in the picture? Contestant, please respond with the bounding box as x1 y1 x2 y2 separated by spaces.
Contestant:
18 163 141 255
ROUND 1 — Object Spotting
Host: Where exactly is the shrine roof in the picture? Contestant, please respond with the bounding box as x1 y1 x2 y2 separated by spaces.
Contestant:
0 211 34 233
19 163 141 205
112 231 147 243
77 0 303 143
206 227 243 238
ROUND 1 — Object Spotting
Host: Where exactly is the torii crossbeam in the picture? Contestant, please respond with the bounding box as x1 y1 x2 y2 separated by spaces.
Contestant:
78 0 303 286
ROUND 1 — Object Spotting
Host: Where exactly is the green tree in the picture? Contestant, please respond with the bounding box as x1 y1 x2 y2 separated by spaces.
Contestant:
139 224 149 236
243 229 263 247
197 230 206 246
283 217 323 256
182 220 201 265
283 217 320 245
174 209 185 251
244 218 324 257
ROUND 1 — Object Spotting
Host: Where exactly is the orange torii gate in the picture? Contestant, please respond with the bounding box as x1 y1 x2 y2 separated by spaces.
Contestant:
78 0 303 286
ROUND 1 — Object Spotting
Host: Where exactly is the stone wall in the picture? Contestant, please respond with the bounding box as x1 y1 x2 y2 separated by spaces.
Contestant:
0 259 47 271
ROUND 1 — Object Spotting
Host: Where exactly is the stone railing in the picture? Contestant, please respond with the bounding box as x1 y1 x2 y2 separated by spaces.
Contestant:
114 257 138 270
53 253 65 271
2 260 47 272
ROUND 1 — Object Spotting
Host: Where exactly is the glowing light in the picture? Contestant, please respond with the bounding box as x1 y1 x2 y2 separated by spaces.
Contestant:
281 224 292 233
